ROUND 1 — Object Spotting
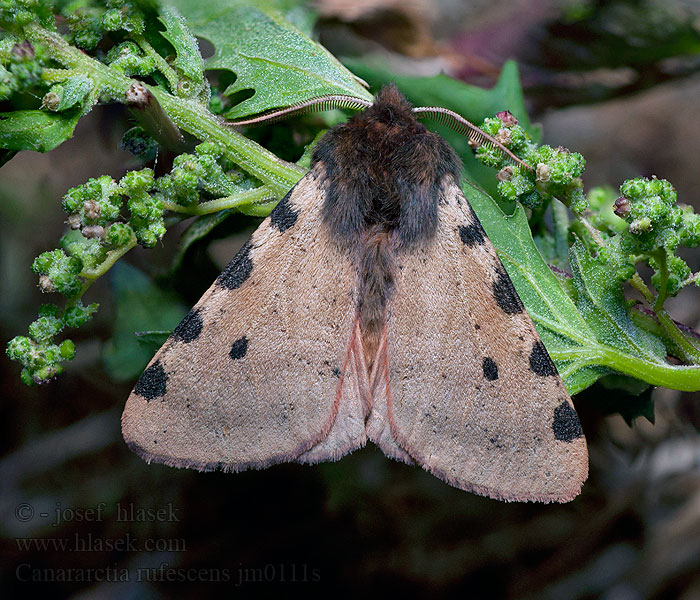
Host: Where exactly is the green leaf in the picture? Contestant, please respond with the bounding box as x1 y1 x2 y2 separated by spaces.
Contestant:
464 182 700 394
0 109 80 152
569 241 666 360
617 392 655 426
344 59 538 197
586 377 655 426
169 0 371 118
159 6 205 95
56 75 92 111
102 262 186 381
135 330 173 352
170 209 233 270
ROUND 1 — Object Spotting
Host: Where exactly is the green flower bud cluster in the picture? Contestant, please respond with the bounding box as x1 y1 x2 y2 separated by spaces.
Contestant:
101 4 145 35
477 114 586 212
104 222 135 246
32 232 113 298
496 165 538 206
62 174 123 246
586 187 628 235
155 156 200 207
32 249 84 297
193 143 242 196
598 177 700 295
121 169 165 247
617 177 689 250
106 41 156 78
121 126 159 159
0 37 48 101
0 0 54 32
650 254 690 298
66 9 104 51
55 149 238 256
11 144 242 385
156 142 242 206
62 235 107 273
476 116 535 169
64 1 146 50
60 171 165 249
6 301 96 385
62 174 121 225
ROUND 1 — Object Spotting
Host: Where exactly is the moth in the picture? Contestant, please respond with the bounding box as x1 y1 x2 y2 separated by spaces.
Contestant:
122 84 588 503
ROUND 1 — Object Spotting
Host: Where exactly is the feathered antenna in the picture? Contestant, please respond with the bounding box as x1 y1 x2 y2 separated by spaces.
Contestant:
228 96 373 127
412 106 532 170
228 92 531 171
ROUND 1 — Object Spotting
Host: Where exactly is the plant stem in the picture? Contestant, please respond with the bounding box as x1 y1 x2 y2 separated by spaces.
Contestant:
551 347 700 392
552 199 570 264
152 91 305 195
629 272 656 304
646 247 700 362
629 264 700 364
132 34 180 93
631 307 700 361
578 215 606 247
82 238 138 280
24 23 305 196
654 309 700 364
682 271 699 287
652 248 670 311
41 68 78 83
161 186 276 215
67 238 138 311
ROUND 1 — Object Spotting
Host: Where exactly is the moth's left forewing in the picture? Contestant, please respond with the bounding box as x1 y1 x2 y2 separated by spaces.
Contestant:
122 169 368 472
370 181 588 503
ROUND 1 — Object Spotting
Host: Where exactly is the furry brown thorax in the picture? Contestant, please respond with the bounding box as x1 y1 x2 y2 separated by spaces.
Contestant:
311 85 462 368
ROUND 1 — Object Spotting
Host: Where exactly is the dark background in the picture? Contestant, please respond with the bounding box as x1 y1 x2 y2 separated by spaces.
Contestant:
2 1 700 597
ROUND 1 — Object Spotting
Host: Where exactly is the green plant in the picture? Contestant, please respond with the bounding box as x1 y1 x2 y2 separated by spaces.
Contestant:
3 0 699 420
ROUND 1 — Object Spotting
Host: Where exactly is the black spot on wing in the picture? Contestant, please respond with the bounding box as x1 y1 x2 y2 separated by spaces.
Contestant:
332 367 341 377
270 189 299 232
458 223 485 246
229 336 248 360
552 401 584 442
489 435 504 449
529 340 558 377
482 356 499 381
134 360 168 401
492 264 524 314
171 309 203 343
216 241 253 290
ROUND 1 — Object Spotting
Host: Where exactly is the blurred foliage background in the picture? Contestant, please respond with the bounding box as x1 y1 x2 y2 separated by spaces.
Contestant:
2 0 700 597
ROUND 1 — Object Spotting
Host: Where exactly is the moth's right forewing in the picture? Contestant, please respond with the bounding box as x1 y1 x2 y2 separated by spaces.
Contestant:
370 182 588 503
122 170 367 471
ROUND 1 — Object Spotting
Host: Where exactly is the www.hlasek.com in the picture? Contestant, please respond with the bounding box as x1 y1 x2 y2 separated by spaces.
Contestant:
16 562 322 584
16 533 185 553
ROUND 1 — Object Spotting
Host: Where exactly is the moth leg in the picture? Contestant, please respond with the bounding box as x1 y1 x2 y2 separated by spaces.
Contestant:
365 328 414 464
297 320 368 464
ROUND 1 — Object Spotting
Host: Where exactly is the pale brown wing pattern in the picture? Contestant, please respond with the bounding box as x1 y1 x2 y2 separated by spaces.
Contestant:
369 182 588 502
121 170 367 471
297 319 370 464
